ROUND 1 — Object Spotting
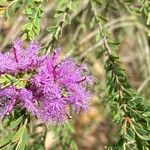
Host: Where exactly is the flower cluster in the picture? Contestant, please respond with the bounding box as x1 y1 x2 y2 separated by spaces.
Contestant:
0 39 40 74
0 39 94 123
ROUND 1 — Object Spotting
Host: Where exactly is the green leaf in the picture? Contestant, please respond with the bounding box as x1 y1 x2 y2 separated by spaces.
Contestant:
34 0 43 2
143 111 150 117
0 133 15 149
0 74 7 84
28 30 35 39
13 126 28 150
98 15 108 22
70 1 78 12
14 79 27 89
22 22 33 31
13 126 25 142
16 128 28 150
9 115 24 129
33 27 40 35
127 127 135 140
5 74 17 83
135 135 143 150
22 33 27 40
65 15 71 24
146 12 150 25
33 18 40 28
65 123 74 133
70 141 78 150
93 0 102 5
25 8 33 15
113 108 124 123
47 26 58 34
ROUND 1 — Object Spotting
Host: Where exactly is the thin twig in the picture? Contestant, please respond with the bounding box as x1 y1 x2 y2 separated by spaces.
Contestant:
138 76 150 93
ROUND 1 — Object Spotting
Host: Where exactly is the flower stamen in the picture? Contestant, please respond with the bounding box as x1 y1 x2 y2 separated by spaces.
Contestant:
76 77 86 84
13 47 19 63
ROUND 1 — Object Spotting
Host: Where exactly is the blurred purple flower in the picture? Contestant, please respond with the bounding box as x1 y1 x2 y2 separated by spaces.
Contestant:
31 48 94 123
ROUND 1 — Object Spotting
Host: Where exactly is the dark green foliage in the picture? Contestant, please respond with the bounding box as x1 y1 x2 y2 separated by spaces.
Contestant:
0 0 150 150
90 0 150 149
0 109 29 150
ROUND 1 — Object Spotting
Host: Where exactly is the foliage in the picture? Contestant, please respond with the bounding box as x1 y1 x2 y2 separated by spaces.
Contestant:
90 0 150 149
21 0 44 40
0 0 150 150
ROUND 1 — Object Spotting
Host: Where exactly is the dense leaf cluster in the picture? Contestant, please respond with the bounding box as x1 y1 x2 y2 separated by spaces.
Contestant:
91 0 150 149
0 0 150 150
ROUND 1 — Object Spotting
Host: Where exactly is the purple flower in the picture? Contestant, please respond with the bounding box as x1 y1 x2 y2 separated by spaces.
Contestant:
31 48 94 123
0 39 41 74
0 86 17 117
0 39 94 124
18 88 38 116
38 97 68 124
